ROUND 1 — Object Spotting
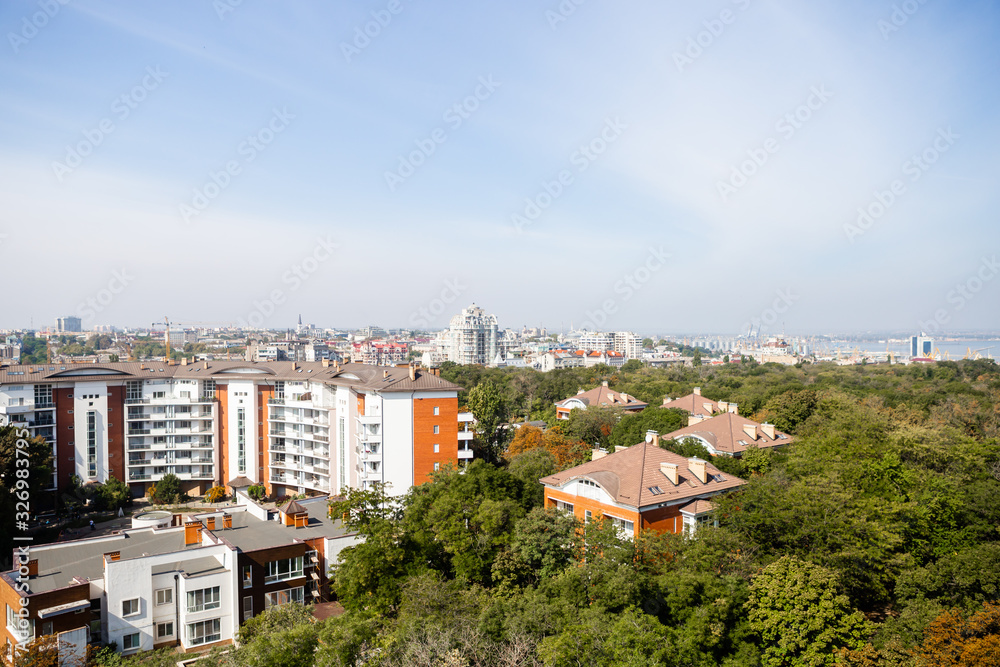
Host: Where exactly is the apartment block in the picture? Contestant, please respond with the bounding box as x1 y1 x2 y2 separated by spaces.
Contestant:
1 496 358 664
0 360 468 500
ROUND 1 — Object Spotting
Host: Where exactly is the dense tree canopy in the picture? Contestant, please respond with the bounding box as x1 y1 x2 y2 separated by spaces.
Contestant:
89 359 1000 666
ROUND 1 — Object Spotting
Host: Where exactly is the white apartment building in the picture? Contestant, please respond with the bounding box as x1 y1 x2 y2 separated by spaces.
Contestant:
446 304 499 365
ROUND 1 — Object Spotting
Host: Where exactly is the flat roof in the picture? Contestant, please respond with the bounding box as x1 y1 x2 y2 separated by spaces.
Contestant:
216 498 354 552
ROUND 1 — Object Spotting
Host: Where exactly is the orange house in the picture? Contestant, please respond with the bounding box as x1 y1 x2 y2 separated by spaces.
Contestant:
539 432 745 537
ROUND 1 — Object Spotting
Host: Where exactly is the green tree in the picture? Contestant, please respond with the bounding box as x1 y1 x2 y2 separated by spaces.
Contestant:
746 556 871 666
98 476 131 511
607 408 687 450
467 379 511 463
692 349 702 367
0 426 54 569
152 473 181 504
621 359 643 373
563 406 621 447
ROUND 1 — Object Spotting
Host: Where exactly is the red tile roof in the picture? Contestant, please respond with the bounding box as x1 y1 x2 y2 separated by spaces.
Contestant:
662 392 722 415
664 412 792 455
555 384 647 411
539 442 744 510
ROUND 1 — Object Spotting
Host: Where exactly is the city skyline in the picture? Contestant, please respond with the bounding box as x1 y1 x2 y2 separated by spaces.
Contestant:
1 2 998 334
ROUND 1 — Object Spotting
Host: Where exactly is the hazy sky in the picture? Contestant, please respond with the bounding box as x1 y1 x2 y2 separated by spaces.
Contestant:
1 0 998 336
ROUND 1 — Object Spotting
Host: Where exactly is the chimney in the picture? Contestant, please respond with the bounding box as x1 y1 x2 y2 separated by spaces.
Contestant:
761 423 776 439
577 389 585 395
104 551 121 562
614 445 628 452
409 365 416 381
206 517 216 530
592 448 606 460
140 363 145 370
383 370 389 379
291 361 298 371
730 403 738 415
602 380 609 387
181 357 188 366
184 521 202 546
660 462 678 485
688 414 706 426
688 458 708 484
717 401 728 413
743 423 758 441
203 361 209 370
26 559 38 577
321 358 329 368
693 386 701 396
645 430 659 446
222 514 232 530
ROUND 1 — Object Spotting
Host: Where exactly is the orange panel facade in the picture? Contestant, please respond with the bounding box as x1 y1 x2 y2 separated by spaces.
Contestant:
412 396 458 485
257 385 274 496
543 487 642 538
54 388 75 491
217 385 229 487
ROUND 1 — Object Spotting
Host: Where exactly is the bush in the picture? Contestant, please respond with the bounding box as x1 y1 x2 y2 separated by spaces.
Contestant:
205 485 227 503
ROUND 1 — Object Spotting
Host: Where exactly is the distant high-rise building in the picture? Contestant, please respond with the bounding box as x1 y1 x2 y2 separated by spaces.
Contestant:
55 316 82 333
911 334 934 358
447 304 499 365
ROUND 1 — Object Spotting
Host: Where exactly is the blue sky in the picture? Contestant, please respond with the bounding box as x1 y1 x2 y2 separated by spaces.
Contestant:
1 0 998 335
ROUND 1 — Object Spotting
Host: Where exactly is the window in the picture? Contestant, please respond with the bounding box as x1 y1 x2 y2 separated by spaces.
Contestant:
186 619 220 646
433 425 439 434
243 596 252 619
122 598 140 616
156 622 173 639
237 408 246 475
648 486 664 495
186 586 220 613
122 632 140 651
584 509 592 523
34 384 52 407
126 381 141 401
155 588 172 606
264 586 304 610
433 462 440 471
242 565 252 589
41 621 53 636
265 556 304 584
275 381 285 399
606 515 635 539
433 444 440 453
433 406 439 416
554 500 574 514
153 391 165 399
202 380 216 400
87 411 97 477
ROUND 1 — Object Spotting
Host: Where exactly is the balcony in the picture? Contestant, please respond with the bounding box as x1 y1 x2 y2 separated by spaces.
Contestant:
356 414 381 425
458 431 474 441
458 449 474 460
126 396 215 405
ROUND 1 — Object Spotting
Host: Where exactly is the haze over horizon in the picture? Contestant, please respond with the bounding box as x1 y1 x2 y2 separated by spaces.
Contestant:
1 1 998 335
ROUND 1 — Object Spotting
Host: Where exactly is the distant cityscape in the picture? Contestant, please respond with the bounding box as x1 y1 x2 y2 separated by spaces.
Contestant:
4 304 997 370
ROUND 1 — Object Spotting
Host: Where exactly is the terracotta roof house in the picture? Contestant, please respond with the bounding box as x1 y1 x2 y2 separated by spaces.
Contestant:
661 386 738 421
539 431 745 537
663 412 793 457
554 381 647 420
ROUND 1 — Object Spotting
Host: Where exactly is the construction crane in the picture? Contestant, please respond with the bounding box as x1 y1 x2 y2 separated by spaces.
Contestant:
152 318 237 363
